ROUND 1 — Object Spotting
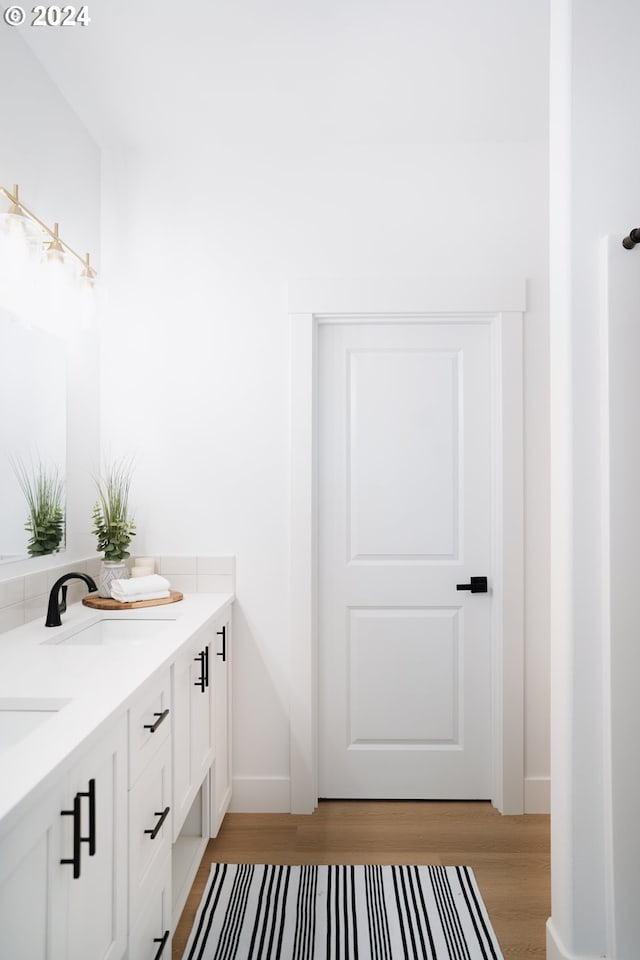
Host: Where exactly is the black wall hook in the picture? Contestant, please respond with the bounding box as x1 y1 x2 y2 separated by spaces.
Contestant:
622 228 640 249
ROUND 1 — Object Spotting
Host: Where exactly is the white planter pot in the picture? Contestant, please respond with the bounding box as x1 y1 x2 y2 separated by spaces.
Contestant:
99 560 129 598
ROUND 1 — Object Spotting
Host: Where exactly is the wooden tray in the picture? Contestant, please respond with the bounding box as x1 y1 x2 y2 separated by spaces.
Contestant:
82 590 184 611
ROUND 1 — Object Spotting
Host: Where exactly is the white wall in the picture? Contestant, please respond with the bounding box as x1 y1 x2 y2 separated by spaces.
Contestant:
548 0 640 957
99 1 550 810
0 29 101 576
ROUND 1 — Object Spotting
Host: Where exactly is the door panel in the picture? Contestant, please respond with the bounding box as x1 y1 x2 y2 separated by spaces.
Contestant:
349 349 458 560
318 321 493 799
348 607 460 744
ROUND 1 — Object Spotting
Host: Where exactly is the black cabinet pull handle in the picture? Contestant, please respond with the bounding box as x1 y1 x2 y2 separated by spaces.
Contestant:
194 648 210 691
456 576 488 594
61 778 96 877
61 793 82 879
144 708 170 733
217 625 227 662
194 651 206 692
144 806 170 840
78 778 96 856
153 930 170 959
60 779 96 880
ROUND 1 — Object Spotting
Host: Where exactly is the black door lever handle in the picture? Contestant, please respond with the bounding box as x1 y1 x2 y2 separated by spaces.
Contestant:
456 576 488 593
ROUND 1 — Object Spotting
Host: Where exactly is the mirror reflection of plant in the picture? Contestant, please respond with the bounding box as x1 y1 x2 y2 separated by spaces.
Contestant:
92 458 136 561
11 457 65 557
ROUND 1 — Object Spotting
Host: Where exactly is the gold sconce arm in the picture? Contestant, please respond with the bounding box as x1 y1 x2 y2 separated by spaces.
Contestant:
0 183 97 280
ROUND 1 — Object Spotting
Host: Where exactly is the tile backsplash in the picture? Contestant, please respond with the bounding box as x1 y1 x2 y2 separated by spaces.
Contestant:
0 555 235 635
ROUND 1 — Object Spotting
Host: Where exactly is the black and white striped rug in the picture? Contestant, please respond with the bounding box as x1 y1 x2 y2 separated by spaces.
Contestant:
182 864 504 959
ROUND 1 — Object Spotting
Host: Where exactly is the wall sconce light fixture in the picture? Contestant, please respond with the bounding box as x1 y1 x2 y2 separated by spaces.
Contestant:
0 183 97 286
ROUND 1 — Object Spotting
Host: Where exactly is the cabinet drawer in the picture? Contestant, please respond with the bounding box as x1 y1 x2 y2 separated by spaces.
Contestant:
129 669 171 786
129 736 172 918
129 851 172 960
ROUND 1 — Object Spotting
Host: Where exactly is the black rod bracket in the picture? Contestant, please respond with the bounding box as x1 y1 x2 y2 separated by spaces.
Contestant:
622 227 640 250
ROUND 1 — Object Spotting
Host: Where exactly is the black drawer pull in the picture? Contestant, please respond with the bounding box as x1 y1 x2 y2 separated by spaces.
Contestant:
144 708 170 733
78 778 96 856
217 624 227 662
60 792 82 878
194 650 207 692
144 806 170 840
60 778 96 877
153 930 170 959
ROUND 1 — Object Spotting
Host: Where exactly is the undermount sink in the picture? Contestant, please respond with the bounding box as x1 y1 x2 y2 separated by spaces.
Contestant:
42 618 175 647
0 698 70 753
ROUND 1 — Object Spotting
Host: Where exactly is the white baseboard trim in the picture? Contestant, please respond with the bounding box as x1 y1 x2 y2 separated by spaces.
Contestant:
229 776 550 815
229 777 291 813
524 776 550 813
546 918 606 960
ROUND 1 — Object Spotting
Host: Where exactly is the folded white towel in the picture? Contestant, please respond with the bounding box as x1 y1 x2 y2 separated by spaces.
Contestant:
110 587 171 603
109 574 171 603
111 573 171 594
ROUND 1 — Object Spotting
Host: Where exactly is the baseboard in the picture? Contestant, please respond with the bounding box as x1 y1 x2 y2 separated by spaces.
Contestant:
229 776 291 813
524 776 550 813
229 776 550 815
546 918 606 960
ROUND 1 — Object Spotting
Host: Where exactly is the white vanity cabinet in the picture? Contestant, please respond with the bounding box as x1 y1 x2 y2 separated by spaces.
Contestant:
171 623 215 840
0 593 234 960
0 715 127 960
212 611 232 836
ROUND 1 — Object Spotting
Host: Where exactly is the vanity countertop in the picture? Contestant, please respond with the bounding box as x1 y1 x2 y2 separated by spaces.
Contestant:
0 592 233 834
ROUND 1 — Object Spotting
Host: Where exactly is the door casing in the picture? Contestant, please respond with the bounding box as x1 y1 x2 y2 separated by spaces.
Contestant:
289 278 525 815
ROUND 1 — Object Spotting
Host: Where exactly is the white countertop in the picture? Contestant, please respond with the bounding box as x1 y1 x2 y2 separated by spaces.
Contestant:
0 592 233 835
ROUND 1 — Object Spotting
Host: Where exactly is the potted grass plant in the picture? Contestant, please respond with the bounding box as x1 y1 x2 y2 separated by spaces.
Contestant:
12 457 65 557
92 458 136 597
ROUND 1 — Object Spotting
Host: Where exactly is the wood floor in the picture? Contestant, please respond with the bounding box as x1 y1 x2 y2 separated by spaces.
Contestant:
172 801 550 959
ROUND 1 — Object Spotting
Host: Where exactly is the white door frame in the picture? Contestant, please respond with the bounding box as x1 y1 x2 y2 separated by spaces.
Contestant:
289 278 525 815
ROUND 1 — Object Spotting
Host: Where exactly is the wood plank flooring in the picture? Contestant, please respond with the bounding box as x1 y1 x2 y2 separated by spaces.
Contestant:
172 801 550 959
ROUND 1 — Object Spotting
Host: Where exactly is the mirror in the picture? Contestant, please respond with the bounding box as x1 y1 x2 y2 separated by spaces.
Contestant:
0 308 66 561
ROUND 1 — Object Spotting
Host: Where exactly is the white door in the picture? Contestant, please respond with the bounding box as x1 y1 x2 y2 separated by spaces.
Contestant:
318 320 493 799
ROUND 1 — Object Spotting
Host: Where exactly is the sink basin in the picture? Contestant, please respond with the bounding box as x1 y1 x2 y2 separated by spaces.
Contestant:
0 698 70 753
42 618 174 647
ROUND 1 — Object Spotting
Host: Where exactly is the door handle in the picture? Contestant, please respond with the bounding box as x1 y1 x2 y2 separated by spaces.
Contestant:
456 576 488 594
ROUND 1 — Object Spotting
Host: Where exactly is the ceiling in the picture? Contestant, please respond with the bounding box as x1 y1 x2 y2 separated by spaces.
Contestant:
16 0 548 149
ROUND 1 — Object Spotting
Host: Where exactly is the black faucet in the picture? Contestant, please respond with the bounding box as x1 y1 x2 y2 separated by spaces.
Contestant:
46 572 98 627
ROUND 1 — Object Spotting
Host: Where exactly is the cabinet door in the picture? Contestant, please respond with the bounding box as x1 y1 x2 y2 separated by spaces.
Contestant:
190 635 214 791
128 852 172 960
172 627 214 839
212 614 232 836
66 716 127 960
0 782 67 960
129 737 171 918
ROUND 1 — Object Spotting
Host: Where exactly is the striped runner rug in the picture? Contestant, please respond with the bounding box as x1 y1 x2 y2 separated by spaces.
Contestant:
182 863 504 960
